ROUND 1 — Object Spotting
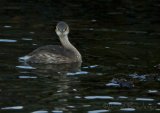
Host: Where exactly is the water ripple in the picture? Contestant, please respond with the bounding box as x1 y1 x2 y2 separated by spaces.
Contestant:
128 73 146 80
0 39 17 43
108 102 122 106
84 96 113 100
1 106 23 110
120 108 136 111
106 83 120 87
32 110 48 113
19 75 37 79
32 110 64 113
52 110 63 113
67 105 75 108
148 90 158 93
83 65 98 69
66 71 88 76
3 25 12 28
16 65 36 70
88 109 109 113
118 96 128 99
136 98 154 101
75 96 81 99
21 38 33 41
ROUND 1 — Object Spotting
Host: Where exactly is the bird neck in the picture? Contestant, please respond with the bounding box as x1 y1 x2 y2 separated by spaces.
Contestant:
59 35 82 62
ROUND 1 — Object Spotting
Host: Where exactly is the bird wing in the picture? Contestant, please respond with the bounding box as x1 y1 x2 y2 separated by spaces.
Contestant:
27 45 72 63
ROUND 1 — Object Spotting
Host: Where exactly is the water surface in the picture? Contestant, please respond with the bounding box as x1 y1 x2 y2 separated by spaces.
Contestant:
0 0 160 113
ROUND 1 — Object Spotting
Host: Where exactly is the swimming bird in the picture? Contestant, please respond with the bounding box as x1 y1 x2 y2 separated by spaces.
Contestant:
19 21 82 64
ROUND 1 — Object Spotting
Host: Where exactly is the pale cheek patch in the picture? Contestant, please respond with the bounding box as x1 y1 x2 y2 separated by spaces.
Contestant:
56 30 61 36
64 31 69 35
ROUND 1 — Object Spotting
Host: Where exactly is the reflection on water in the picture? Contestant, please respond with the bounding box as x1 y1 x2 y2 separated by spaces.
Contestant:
1 106 23 110
0 39 17 42
0 0 160 112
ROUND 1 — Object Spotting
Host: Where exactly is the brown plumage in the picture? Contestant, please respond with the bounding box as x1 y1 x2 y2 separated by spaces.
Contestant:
27 45 78 64
19 21 82 64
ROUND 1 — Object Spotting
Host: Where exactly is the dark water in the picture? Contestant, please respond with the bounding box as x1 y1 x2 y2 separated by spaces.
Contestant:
0 0 160 113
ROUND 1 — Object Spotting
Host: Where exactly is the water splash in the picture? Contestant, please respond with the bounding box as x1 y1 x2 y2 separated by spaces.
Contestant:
18 56 31 62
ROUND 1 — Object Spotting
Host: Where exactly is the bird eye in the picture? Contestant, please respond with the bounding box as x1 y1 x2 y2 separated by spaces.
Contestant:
58 28 63 32
63 28 67 32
